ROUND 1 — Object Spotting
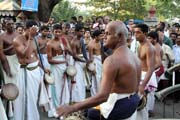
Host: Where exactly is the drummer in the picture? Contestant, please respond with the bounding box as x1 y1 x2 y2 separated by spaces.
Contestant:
70 23 87 103
57 21 141 120
13 20 49 120
87 30 103 96
47 23 70 117
0 25 14 119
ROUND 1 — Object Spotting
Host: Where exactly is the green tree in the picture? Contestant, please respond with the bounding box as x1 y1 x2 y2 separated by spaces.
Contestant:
51 0 79 22
85 0 180 21
86 0 146 20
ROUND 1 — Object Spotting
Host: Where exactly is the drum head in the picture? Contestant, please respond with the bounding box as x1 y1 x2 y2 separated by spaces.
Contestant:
1 83 19 101
64 111 87 120
45 73 55 84
87 62 96 72
66 65 77 77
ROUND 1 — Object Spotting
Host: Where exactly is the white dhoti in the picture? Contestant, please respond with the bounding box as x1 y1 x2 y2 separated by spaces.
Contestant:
3 54 19 84
90 55 102 96
0 97 7 120
71 60 86 102
40 54 50 69
13 61 49 120
100 93 139 120
50 55 70 106
137 71 157 120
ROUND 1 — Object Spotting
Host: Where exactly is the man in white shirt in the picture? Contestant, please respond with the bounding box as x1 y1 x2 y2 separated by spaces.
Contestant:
172 34 180 102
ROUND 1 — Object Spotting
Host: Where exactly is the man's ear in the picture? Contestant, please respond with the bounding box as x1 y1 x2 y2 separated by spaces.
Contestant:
117 32 122 40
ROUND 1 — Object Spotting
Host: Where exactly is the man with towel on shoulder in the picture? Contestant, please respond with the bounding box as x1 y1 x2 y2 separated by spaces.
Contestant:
56 21 141 120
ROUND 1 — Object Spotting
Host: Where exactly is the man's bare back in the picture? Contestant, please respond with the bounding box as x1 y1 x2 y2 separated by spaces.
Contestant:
108 46 141 93
154 44 163 68
147 31 163 69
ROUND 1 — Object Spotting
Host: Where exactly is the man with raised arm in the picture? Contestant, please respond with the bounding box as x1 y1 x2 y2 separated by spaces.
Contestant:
13 20 49 120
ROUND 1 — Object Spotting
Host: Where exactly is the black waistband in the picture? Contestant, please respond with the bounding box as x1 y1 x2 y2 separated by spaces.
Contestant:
20 64 39 71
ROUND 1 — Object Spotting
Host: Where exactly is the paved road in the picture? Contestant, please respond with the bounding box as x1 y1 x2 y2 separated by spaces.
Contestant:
40 99 180 120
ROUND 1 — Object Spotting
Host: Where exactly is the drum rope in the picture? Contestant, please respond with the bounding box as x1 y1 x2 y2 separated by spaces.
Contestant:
24 68 28 120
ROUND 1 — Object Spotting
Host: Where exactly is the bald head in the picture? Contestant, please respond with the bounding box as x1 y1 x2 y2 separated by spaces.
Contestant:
107 21 128 40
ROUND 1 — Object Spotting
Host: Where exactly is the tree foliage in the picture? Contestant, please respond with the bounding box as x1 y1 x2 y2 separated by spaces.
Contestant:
85 0 180 20
51 0 79 22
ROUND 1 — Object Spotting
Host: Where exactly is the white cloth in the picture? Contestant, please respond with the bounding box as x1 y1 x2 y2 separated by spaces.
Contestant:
130 37 140 55
0 97 7 120
71 59 86 102
13 61 49 120
3 54 19 84
136 106 148 120
173 44 180 64
100 93 135 119
90 55 102 96
40 54 50 69
137 71 157 120
50 55 70 106
141 71 157 91
147 91 155 111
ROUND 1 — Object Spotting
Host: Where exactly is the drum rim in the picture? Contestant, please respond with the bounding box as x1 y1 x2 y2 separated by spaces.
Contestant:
1 83 19 100
87 62 96 72
45 73 55 84
137 95 147 111
66 65 77 77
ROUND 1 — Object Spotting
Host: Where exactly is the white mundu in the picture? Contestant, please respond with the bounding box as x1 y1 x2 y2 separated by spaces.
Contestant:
90 55 102 96
71 55 86 102
50 55 70 105
137 71 157 120
0 97 7 120
3 54 19 84
13 61 49 120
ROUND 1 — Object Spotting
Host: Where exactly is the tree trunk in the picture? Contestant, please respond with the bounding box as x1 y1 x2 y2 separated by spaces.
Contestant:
17 0 61 22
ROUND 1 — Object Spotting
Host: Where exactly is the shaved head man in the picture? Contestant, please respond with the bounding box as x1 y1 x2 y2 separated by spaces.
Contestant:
57 21 141 120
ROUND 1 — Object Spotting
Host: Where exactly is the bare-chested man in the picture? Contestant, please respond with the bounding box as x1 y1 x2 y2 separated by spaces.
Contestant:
0 35 12 78
62 22 74 43
0 19 19 84
87 30 103 96
69 23 88 103
0 26 13 120
134 24 156 119
13 20 49 120
57 21 141 120
47 24 70 117
37 25 51 69
147 31 164 82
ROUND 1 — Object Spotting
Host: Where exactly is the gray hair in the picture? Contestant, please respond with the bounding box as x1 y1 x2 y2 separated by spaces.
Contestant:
115 22 128 41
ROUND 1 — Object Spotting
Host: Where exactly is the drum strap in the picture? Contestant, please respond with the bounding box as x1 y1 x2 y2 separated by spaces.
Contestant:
33 37 46 76
80 37 88 61
24 68 28 120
